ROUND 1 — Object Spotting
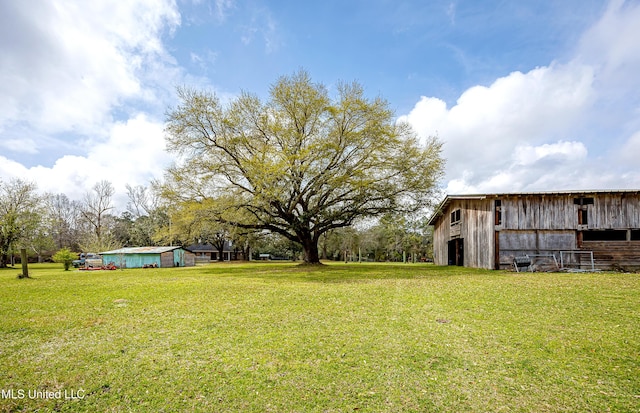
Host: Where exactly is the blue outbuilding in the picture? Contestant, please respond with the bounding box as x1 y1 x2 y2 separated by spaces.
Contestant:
99 246 195 269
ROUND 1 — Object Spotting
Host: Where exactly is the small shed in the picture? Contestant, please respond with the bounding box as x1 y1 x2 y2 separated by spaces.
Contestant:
99 246 195 269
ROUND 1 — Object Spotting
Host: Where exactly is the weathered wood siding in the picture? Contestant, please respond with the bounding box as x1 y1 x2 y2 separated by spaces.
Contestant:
500 193 640 230
432 215 449 266
462 199 494 269
498 230 575 268
583 241 640 270
497 193 640 269
432 199 494 269
501 195 576 230
183 251 195 267
587 194 640 229
499 230 576 251
160 251 175 267
432 191 640 270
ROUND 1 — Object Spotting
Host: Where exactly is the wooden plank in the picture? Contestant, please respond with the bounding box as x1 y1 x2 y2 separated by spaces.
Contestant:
582 241 640 270
537 231 576 250
160 251 174 267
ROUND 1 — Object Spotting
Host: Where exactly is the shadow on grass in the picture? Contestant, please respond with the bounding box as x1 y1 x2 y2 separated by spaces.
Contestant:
0 266 38 280
191 262 498 283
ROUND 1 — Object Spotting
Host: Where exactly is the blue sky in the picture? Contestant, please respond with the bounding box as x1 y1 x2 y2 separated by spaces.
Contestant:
174 0 603 111
1 0 639 209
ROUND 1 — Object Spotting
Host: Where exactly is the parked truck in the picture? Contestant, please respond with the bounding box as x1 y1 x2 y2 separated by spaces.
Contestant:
72 253 102 268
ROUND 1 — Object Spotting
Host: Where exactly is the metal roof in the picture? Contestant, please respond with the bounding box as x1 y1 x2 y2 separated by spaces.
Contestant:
185 242 232 253
99 246 185 255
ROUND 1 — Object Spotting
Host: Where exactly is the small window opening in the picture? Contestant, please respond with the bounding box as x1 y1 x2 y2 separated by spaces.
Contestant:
495 200 502 225
582 230 627 241
450 209 461 225
574 197 594 205
631 230 640 241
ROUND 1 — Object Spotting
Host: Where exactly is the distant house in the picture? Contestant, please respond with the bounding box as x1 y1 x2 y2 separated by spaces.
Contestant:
186 242 237 263
100 246 195 268
428 190 640 271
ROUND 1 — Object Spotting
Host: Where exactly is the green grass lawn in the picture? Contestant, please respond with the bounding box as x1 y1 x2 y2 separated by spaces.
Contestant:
1 262 638 412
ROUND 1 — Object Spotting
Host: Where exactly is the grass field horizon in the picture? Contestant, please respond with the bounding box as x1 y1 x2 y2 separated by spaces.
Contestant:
1 262 638 412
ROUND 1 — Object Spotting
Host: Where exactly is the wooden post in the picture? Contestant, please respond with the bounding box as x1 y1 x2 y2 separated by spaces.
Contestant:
20 249 29 278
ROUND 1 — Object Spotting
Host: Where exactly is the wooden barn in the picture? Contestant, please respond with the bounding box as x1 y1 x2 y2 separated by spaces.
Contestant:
100 246 195 269
428 190 640 271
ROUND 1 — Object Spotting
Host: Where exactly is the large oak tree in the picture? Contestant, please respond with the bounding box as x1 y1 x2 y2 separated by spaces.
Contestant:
163 71 443 264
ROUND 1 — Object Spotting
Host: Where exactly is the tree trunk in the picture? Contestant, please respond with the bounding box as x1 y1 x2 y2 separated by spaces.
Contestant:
242 243 251 261
301 238 321 264
214 242 225 261
20 249 29 278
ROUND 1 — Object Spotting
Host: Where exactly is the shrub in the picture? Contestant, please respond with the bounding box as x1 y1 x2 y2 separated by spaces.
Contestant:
52 248 76 271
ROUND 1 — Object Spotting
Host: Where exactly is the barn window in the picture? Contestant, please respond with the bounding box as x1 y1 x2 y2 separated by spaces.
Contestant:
631 230 640 241
450 209 461 225
578 208 588 226
582 230 627 241
575 197 592 226
573 197 594 205
494 200 502 225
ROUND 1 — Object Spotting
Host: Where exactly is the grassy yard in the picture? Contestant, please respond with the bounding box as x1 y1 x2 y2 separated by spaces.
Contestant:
0 262 638 412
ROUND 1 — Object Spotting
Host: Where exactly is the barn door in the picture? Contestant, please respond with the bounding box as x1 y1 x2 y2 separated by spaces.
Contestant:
177 250 184 267
448 239 464 266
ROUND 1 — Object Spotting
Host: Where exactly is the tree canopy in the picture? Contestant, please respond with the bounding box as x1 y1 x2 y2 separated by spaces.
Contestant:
163 70 444 264
79 180 118 252
0 179 42 267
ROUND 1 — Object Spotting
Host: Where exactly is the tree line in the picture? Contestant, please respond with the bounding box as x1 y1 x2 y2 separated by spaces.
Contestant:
0 177 434 267
0 179 165 267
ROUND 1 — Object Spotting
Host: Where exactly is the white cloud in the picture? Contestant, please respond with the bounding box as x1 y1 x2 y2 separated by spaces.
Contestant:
401 0 640 195
617 131 640 165
212 0 235 22
0 115 172 210
445 2 456 25
239 8 280 54
0 0 180 138
0 138 39 154
190 52 203 64
512 141 588 167
0 156 30 178
400 62 595 192
0 0 184 209
574 0 640 140
578 0 640 84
